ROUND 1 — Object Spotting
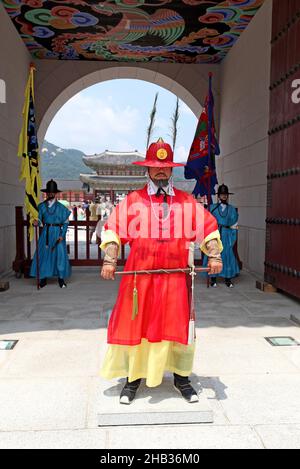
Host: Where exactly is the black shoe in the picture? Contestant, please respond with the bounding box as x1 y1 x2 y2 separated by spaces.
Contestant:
39 278 47 289
225 279 234 288
58 278 67 288
119 378 141 405
173 375 199 403
210 277 217 288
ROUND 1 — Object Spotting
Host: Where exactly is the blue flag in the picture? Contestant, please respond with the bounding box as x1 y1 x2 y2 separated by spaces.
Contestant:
184 73 220 202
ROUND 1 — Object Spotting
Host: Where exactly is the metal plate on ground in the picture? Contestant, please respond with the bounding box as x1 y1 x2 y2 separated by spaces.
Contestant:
97 376 213 427
265 337 300 347
0 340 18 350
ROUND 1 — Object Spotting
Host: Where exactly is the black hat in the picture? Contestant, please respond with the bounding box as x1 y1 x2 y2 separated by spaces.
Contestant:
41 179 62 193
218 184 234 196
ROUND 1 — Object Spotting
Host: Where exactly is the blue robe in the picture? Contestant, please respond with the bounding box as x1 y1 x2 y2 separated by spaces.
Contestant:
30 201 72 280
203 203 240 279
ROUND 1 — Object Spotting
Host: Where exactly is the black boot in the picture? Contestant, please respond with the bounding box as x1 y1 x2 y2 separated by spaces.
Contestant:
58 278 67 288
225 278 234 288
210 277 217 288
39 278 47 289
173 373 199 403
119 378 141 405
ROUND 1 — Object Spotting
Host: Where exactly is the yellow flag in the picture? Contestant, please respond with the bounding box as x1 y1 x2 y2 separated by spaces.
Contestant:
18 64 41 241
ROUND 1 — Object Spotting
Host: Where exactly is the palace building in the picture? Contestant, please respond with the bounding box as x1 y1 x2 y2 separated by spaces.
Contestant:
80 150 147 204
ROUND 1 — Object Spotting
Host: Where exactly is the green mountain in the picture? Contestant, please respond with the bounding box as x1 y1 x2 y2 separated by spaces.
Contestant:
40 140 186 181
40 140 93 181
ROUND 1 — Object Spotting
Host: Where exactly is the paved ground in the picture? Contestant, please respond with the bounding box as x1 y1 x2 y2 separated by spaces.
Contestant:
0 268 300 449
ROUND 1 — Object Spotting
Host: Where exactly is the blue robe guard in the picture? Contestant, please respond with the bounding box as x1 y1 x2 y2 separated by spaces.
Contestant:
30 201 72 280
203 203 240 279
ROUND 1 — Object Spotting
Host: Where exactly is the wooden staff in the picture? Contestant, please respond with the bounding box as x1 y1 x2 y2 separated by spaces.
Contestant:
114 267 210 275
35 224 40 290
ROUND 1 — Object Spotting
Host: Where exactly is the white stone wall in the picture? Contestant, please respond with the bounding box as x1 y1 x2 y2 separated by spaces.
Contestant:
218 0 273 278
35 62 221 143
0 3 31 276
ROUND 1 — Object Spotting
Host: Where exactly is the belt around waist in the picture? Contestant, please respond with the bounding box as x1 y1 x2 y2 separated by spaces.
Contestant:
45 224 63 227
45 223 63 246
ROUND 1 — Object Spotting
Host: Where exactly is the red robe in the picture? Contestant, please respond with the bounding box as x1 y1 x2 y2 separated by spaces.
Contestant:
103 185 218 346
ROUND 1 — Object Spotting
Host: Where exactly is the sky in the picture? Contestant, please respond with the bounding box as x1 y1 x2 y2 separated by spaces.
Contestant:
44 79 199 163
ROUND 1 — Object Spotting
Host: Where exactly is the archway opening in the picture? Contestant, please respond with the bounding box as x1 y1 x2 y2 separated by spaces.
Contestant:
40 77 200 262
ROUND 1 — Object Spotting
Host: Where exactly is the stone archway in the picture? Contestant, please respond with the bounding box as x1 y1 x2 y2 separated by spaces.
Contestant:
36 62 220 143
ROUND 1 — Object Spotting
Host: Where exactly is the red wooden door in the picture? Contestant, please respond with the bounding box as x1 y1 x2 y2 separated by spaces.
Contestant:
266 0 300 298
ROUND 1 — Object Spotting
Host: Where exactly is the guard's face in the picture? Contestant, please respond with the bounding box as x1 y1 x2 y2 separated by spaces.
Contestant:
148 167 172 182
219 194 229 203
47 192 56 200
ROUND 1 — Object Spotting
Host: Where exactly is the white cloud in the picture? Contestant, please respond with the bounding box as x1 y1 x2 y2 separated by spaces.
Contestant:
175 145 189 163
45 93 140 154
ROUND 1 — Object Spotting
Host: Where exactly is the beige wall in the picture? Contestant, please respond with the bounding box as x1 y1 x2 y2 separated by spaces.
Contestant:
218 0 273 278
35 61 221 143
0 3 31 276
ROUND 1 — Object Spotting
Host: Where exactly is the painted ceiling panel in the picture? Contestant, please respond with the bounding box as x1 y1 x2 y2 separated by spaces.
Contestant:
2 0 265 63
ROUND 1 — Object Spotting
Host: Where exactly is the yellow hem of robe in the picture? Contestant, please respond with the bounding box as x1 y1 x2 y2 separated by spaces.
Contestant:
100 339 196 388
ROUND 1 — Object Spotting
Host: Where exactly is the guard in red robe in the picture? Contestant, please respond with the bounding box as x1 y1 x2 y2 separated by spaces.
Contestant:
100 138 223 404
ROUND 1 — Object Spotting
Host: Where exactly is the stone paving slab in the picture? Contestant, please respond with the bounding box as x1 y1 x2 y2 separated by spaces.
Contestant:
0 304 33 320
3 423 300 449
194 333 300 376
0 377 89 431
0 320 64 339
0 269 299 448
84 372 213 428
105 424 264 449
291 315 300 327
94 375 213 427
0 338 102 378
254 424 300 449
213 374 300 425
0 429 108 450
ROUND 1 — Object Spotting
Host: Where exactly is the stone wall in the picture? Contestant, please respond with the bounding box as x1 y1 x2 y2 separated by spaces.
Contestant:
218 0 273 278
35 61 221 143
0 3 31 276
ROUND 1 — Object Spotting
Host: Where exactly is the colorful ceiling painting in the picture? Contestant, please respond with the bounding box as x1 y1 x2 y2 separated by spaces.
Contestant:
2 0 265 63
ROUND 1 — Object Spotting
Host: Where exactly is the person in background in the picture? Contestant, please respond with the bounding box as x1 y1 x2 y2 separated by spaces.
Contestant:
89 198 99 243
204 184 239 288
77 205 85 221
30 179 71 288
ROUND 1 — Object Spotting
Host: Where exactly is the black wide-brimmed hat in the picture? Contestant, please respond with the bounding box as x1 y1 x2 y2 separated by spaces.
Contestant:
218 184 234 196
41 179 62 193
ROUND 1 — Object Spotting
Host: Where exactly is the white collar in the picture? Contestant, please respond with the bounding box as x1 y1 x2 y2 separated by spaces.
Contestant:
47 198 56 208
147 177 175 196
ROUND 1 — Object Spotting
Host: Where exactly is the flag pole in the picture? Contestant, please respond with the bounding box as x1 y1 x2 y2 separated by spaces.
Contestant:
35 224 40 290
207 72 213 207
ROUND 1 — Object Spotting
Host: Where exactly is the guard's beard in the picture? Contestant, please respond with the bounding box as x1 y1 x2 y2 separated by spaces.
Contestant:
46 195 55 202
154 178 169 188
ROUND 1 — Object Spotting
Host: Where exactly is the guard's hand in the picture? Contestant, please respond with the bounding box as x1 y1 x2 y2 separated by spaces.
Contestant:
58 236 63 242
33 220 39 227
101 264 116 280
208 259 223 276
